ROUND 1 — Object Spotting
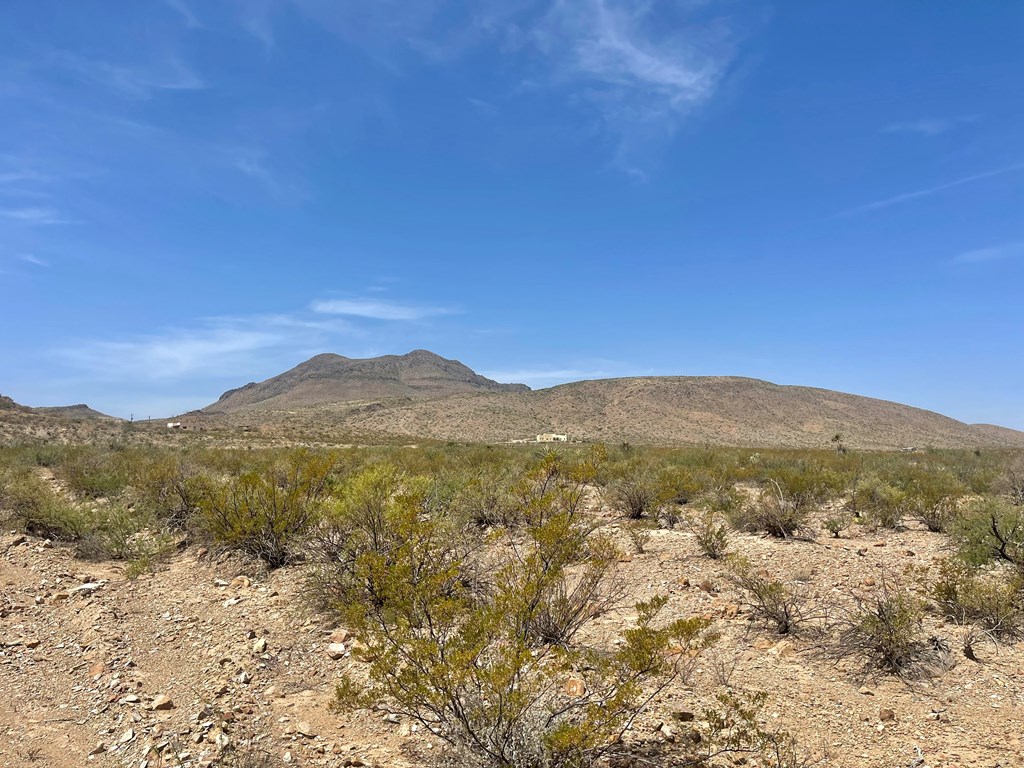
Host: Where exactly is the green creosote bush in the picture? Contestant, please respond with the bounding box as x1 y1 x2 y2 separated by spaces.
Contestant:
727 557 818 635
900 467 965 533
316 463 725 768
837 585 949 678
623 520 652 554
56 448 134 500
823 513 851 538
953 497 1024 571
700 690 810 768
688 507 730 559
607 461 674 521
197 449 335 569
0 466 88 540
930 558 1022 637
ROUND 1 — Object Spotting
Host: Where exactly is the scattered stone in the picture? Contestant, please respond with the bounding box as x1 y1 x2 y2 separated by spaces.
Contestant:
230 575 251 589
330 628 351 644
152 694 175 710
858 687 875 696
70 582 103 595
253 637 268 653
326 643 347 660
564 676 585 697
296 721 316 738
672 711 696 722
879 707 896 722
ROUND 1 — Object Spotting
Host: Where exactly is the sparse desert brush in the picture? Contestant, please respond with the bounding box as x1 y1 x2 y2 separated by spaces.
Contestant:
197 449 335 569
896 466 965 533
953 497 1024 571
0 466 88 539
930 558 1022 637
727 557 818 635
837 584 952 678
607 460 673 520
329 497 714 768
853 475 908 530
687 507 730 559
55 446 135 499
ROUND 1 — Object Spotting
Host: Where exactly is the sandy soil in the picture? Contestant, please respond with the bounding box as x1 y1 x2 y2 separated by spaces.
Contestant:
1 509 1021 768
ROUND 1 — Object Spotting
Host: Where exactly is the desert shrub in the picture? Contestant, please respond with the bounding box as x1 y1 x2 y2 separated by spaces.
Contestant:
334 543 715 768
837 586 950 677
688 508 729 559
607 461 672 520
1004 459 1024 506
953 497 1024 570
930 559 1022 637
728 558 816 635
823 513 851 538
197 450 335 568
319 461 725 768
0 467 88 539
854 476 908 530
512 448 605 528
129 455 209 528
450 467 519 528
57 448 133 499
901 467 965 533
701 690 809 768
624 520 651 554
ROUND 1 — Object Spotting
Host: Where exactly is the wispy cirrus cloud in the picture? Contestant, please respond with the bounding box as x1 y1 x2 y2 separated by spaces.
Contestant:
836 162 1024 217
952 240 1024 264
535 0 738 176
58 312 358 382
882 116 978 137
482 359 653 388
256 0 748 177
0 206 73 225
311 298 457 321
51 51 205 98
17 253 49 267
161 0 201 28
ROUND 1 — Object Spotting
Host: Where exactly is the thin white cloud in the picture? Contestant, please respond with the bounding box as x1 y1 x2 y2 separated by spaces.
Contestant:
162 0 201 28
58 313 358 382
882 116 978 137
311 298 456 320
17 254 48 267
952 241 1024 264
836 163 1024 217
482 359 654 387
0 206 73 225
273 0 742 176
52 51 205 98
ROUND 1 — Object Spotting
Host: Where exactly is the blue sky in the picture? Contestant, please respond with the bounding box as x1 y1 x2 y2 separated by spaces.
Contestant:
1 2 1022 428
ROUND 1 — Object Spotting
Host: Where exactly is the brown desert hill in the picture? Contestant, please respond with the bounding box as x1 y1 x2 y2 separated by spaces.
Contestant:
198 365 1024 449
202 350 530 413
33 404 116 419
329 376 1024 448
0 394 114 420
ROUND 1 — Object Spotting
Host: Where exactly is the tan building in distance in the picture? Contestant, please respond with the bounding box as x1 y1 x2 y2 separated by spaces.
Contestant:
537 433 568 443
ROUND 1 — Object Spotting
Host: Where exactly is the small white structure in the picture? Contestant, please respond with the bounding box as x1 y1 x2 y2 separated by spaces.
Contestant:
166 422 182 429
537 433 568 443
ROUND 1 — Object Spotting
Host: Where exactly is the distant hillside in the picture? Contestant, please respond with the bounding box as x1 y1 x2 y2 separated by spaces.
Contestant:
33 404 115 420
0 395 29 412
197 368 1024 450
203 350 529 413
0 395 112 419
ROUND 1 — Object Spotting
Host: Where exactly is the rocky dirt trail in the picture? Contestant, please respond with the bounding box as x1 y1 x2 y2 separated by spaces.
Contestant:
0 534 417 768
2 514 1022 768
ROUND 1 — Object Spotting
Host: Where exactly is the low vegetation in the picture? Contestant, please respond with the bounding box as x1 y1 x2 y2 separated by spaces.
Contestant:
2 438 1023 764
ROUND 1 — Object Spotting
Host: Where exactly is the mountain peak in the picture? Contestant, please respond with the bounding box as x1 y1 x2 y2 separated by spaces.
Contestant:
203 350 529 413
